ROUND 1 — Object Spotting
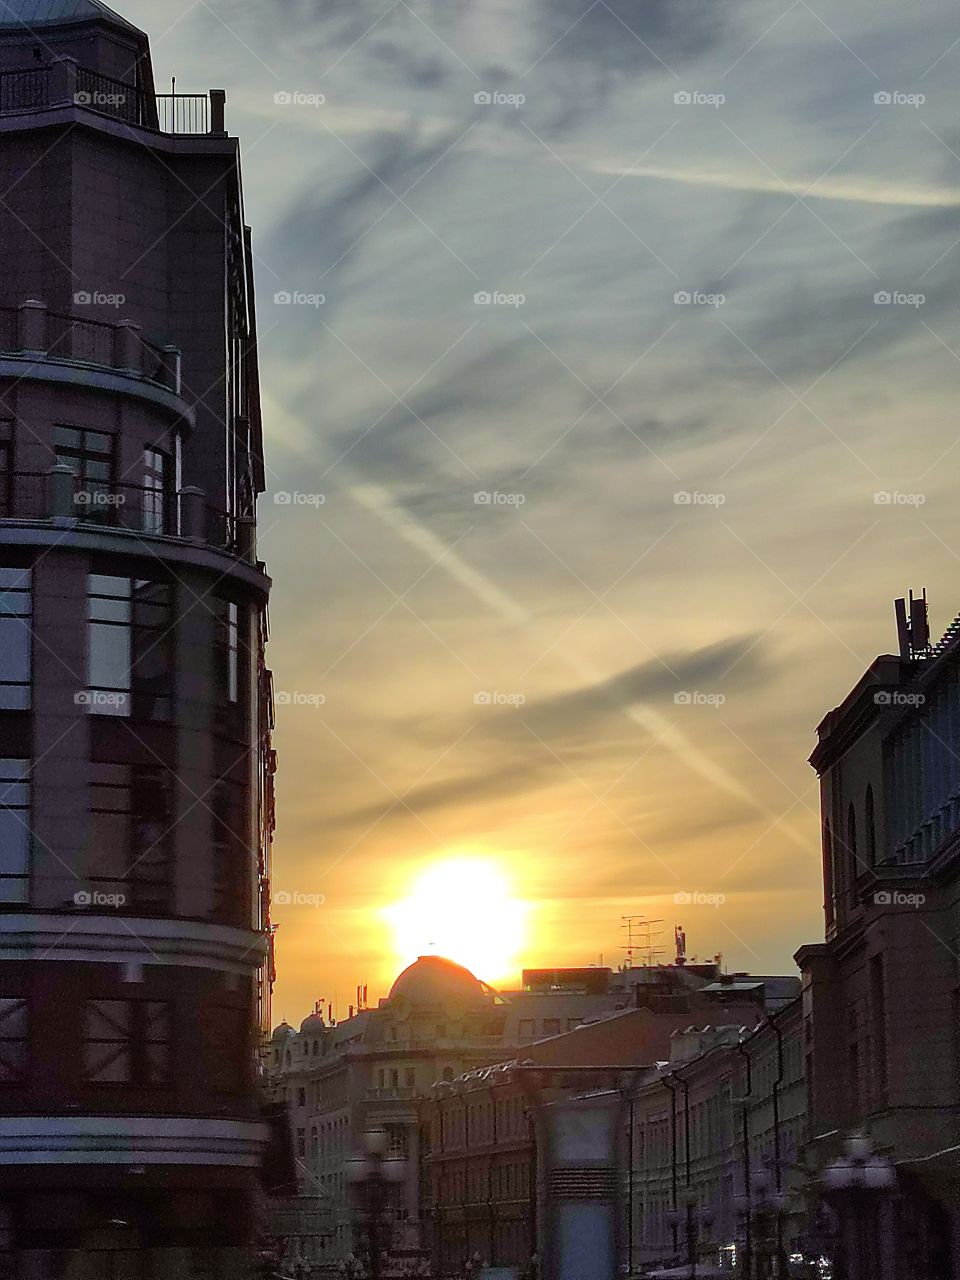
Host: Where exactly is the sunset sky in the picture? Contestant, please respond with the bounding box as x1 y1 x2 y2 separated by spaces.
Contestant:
124 0 960 1022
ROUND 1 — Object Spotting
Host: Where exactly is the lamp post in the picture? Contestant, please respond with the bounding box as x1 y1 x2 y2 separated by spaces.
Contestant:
734 1170 786 1279
345 1129 408 1280
823 1133 896 1280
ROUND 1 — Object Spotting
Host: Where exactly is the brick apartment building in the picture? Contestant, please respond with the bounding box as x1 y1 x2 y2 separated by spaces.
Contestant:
0 3 276 1276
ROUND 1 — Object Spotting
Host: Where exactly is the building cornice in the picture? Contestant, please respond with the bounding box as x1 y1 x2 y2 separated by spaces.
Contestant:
0 1115 269 1165
0 913 268 974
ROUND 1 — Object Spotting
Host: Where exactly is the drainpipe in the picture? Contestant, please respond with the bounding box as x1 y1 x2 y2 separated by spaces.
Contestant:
771 1015 786 1278
663 1075 680 1256
627 1097 635 1278
737 1040 753 1275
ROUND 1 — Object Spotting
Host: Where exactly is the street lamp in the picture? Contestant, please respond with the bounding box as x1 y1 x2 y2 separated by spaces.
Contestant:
823 1133 895 1280
734 1169 787 1279
345 1129 407 1280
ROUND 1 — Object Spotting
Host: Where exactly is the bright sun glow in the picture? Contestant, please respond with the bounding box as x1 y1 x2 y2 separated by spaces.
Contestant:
384 856 529 986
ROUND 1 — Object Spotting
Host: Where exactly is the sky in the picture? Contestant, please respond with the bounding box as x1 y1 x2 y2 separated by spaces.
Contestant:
123 0 960 1022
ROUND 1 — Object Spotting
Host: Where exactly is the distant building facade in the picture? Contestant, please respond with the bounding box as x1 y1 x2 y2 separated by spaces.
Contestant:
796 594 960 1278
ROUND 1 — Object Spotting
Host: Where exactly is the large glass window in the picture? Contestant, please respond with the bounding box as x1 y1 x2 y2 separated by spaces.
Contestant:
83 999 171 1084
142 446 171 535
0 569 30 710
88 762 171 911
211 774 248 922
0 760 30 903
86 575 172 719
0 422 11 518
54 426 114 520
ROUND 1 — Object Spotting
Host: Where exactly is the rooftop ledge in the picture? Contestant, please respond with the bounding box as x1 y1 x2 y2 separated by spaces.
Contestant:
0 59 225 135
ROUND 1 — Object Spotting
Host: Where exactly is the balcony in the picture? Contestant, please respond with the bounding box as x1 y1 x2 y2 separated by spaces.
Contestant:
0 468 251 558
0 61 225 135
0 301 181 395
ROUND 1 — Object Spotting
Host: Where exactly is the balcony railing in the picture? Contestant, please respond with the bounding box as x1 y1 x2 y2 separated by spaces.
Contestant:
0 61 225 135
0 469 250 557
0 301 180 393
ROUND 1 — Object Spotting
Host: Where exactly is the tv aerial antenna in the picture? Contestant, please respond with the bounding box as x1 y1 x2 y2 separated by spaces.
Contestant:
621 915 665 968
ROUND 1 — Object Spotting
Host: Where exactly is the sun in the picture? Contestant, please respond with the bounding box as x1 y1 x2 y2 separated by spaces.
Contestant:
383 855 529 986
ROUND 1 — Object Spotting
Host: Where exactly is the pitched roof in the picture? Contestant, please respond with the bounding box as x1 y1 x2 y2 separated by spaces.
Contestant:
0 0 144 35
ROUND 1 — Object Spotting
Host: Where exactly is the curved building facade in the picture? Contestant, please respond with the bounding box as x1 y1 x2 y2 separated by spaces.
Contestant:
0 4 276 1276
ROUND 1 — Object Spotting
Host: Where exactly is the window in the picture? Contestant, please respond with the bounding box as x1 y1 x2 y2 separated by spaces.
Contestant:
86 575 172 719
0 998 27 1083
543 1018 561 1037
83 999 171 1084
298 1087 306 1107
518 1019 535 1040
210 773 248 922
216 599 241 704
88 762 171 910
822 820 834 925
405 1067 415 1087
0 760 29 903
55 426 114 520
142 447 171 535
0 569 31 709
847 803 858 887
865 785 877 867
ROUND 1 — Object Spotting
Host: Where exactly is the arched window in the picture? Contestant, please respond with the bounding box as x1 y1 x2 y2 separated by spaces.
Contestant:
847 802 858 884
822 820 835 924
865 785 877 866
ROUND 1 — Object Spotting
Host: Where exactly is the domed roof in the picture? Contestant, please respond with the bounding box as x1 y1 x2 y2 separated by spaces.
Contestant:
0 0 143 34
299 1012 325 1034
271 1021 295 1042
388 955 485 1007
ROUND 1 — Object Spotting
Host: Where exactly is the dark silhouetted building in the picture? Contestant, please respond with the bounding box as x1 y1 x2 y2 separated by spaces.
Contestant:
0 3 275 1276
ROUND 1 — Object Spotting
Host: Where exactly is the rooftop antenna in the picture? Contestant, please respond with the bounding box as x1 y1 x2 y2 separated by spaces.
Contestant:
622 915 665 968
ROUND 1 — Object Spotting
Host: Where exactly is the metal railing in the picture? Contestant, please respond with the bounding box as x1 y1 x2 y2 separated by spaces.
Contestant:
0 303 180 393
0 470 240 554
156 93 210 135
0 63 223 135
